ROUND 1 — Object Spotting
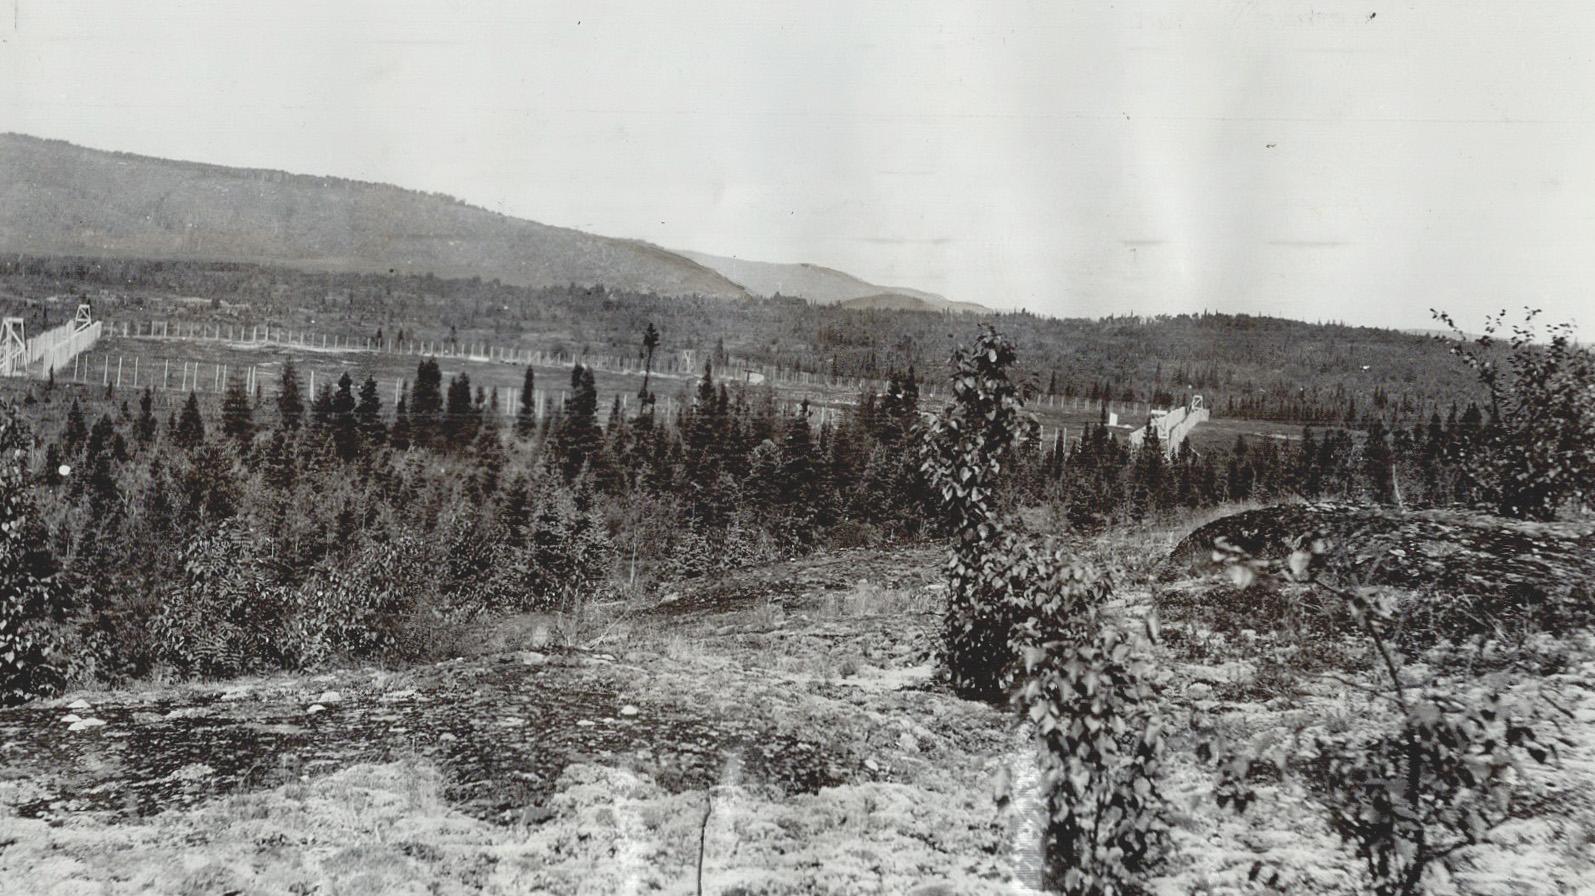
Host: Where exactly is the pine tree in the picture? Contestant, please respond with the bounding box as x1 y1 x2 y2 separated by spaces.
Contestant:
555 364 602 481
390 393 412 451
331 372 358 461
355 375 385 448
62 398 88 454
516 365 537 438
443 372 478 450
640 323 660 402
276 360 305 430
1362 418 1395 504
221 376 255 446
174 392 206 449
471 417 506 499
410 358 444 446
135 387 158 446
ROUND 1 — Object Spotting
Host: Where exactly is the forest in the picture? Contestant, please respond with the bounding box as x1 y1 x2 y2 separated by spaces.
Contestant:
0 253 1485 426
0 312 1512 698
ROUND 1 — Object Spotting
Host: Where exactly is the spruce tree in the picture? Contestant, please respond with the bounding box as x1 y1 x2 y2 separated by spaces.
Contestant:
136 387 158 446
276 360 305 430
62 398 88 454
410 358 444 446
443 372 478 450
1362 418 1395 504
555 364 601 481
390 394 412 451
331 372 358 461
174 392 206 449
355 374 386 448
516 365 537 438
640 323 660 402
221 376 255 446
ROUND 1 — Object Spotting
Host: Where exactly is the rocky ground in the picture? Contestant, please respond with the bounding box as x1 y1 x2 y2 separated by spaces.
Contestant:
1 507 1592 894
0 545 1031 895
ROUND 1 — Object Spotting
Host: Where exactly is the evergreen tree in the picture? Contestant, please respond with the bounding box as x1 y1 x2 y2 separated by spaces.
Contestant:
516 365 537 438
276 360 305 430
555 364 602 481
1225 435 1254 501
1362 418 1395 504
443 372 478 450
640 323 660 402
355 375 385 448
410 358 444 446
135 387 158 446
331 372 358 461
220 375 255 446
62 398 88 454
174 392 206 449
390 393 412 451
471 417 506 499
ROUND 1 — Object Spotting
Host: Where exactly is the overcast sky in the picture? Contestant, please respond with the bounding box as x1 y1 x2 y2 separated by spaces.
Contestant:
2 0 1592 330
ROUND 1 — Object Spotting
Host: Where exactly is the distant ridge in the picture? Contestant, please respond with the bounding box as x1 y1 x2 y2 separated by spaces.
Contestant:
679 250 984 313
0 133 753 297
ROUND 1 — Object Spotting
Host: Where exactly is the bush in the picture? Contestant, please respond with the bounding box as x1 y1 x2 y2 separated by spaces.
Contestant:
925 329 1170 892
1433 308 1595 519
0 399 65 705
1011 556 1169 895
921 326 1036 700
1207 537 1562 896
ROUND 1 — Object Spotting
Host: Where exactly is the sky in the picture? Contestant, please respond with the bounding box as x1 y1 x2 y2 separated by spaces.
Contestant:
2 0 1592 331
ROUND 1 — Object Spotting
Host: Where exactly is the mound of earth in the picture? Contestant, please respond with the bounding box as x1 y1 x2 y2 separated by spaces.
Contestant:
1165 503 1595 596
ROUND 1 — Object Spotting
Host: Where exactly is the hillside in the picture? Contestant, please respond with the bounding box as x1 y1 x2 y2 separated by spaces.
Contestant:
0 134 749 299
680 249 983 312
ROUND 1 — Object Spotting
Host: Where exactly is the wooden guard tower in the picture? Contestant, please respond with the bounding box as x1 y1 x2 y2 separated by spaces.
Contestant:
0 317 24 377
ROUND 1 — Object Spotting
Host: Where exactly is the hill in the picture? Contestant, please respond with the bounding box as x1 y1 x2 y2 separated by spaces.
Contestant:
679 250 984 312
0 133 749 298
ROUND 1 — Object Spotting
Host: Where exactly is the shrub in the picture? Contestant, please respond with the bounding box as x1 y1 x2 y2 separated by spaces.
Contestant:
1207 537 1562 896
921 325 1036 699
1011 555 1169 895
151 521 279 677
926 329 1169 892
1433 308 1595 519
0 400 65 705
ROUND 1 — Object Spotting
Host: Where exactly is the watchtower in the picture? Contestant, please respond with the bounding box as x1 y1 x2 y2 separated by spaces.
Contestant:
0 318 24 377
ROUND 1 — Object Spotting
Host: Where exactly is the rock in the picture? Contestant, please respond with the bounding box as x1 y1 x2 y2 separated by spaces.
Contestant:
169 763 214 782
66 699 91 710
898 731 920 754
61 714 81 724
316 690 342 704
1187 682 1214 701
307 704 327 715
576 719 596 728
1165 503 1593 596
619 704 639 717
864 757 880 772
439 732 457 742
68 718 106 732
